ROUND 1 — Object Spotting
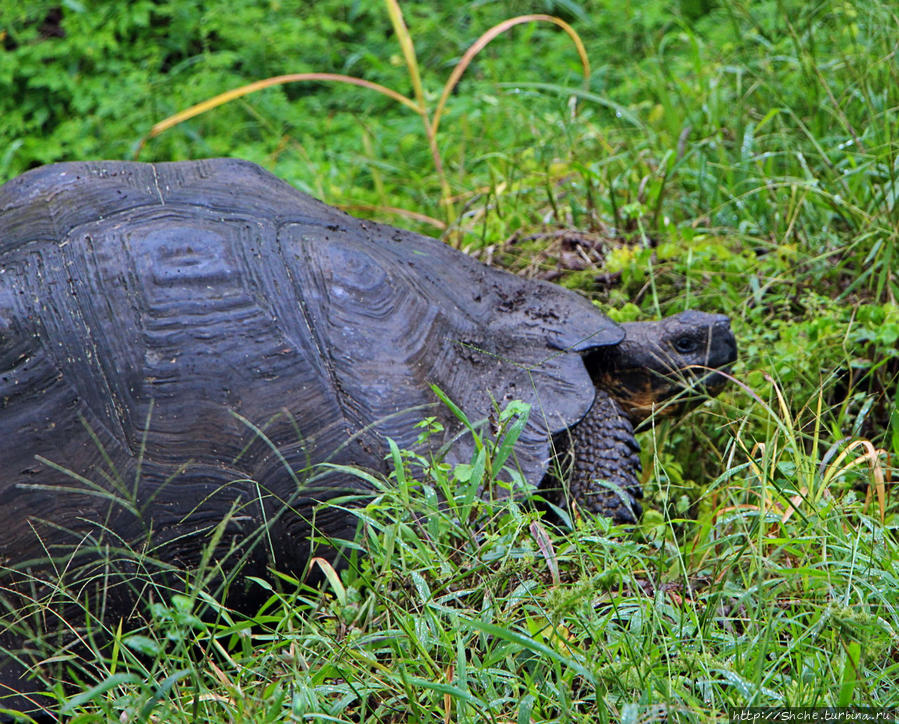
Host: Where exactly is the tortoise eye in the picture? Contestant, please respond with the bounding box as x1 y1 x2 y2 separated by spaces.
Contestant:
674 336 697 354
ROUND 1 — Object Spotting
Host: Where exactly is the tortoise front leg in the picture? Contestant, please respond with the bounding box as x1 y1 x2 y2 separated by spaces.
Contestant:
545 388 644 523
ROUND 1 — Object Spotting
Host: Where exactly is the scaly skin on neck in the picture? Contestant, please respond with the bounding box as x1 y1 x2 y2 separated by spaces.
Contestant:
544 311 737 523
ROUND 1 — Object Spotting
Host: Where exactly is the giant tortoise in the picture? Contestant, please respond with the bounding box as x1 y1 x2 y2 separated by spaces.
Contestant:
0 158 736 714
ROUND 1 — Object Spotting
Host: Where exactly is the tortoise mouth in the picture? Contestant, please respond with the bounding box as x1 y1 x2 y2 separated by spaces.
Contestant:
689 364 733 394
597 363 733 424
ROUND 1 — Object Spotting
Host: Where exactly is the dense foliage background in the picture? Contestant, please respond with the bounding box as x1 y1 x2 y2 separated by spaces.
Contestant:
2 0 898 721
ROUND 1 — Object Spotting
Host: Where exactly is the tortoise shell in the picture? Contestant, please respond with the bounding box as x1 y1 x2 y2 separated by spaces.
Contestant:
0 158 624 575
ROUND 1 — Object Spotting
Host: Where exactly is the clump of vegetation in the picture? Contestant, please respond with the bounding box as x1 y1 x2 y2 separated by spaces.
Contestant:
1 0 898 719
8 400 897 721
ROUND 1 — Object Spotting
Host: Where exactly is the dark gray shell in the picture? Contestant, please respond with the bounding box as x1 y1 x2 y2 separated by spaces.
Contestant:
0 158 623 577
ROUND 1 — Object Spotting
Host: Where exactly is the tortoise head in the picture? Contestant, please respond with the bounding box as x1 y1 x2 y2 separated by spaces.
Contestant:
587 310 737 424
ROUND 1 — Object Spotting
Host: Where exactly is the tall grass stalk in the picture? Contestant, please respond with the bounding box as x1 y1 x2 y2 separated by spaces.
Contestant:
137 2 589 237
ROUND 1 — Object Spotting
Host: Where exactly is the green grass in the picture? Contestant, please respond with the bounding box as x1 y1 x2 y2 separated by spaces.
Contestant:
10 404 897 721
2 0 899 720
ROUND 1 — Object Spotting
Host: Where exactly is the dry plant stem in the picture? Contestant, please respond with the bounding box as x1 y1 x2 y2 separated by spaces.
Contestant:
383 0 453 220
824 439 887 521
143 73 419 141
137 2 591 240
384 0 424 109
340 204 447 230
431 14 591 138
